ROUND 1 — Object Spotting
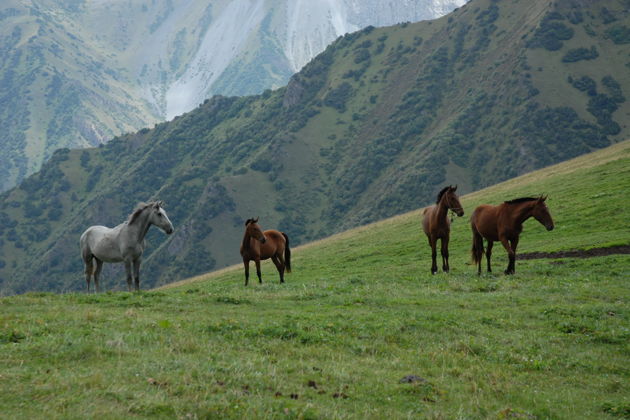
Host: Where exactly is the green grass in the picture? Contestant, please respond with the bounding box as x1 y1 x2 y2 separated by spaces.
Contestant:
1 142 629 419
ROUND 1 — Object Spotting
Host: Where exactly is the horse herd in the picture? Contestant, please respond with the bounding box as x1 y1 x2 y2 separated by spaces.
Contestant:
80 187 554 292
422 185 554 276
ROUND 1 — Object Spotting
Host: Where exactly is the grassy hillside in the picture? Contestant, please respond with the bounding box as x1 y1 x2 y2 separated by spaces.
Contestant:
1 0 630 294
1 141 628 419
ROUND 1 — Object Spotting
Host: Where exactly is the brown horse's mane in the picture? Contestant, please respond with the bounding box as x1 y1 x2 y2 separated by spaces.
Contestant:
436 186 451 204
504 197 538 205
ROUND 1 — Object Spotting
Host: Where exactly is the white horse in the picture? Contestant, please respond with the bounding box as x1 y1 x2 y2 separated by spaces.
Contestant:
80 201 174 292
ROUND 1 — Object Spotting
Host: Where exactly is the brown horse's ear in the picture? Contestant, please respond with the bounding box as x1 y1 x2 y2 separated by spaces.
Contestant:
254 216 259 223
452 185 457 191
539 195 547 202
245 218 251 226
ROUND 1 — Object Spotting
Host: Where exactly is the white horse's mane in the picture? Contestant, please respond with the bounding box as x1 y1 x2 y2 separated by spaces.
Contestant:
128 201 160 225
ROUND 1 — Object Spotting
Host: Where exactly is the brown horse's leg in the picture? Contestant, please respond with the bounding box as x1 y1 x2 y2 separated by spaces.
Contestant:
441 235 450 273
499 237 515 275
429 237 438 274
93 258 103 293
243 260 250 286
486 241 493 273
271 255 285 283
255 258 262 284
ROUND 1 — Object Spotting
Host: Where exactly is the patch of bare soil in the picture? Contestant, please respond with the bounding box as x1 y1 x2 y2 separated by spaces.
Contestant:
518 245 630 260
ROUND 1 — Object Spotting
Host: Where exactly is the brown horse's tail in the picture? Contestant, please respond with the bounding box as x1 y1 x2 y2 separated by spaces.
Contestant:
471 223 484 265
282 232 291 273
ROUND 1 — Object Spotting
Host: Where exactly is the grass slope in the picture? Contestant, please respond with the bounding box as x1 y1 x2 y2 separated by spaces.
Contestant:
1 141 628 419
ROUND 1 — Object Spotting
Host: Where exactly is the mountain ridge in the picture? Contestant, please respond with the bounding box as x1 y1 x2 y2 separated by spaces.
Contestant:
0 0 629 295
0 0 465 191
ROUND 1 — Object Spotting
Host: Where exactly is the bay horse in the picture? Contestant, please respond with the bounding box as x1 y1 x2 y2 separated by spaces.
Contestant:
240 217 291 285
471 196 554 275
422 185 464 274
80 201 174 292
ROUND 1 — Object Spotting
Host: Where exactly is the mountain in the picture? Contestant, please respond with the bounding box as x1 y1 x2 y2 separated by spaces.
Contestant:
156 0 469 119
0 0 160 191
1 0 629 295
0 0 465 192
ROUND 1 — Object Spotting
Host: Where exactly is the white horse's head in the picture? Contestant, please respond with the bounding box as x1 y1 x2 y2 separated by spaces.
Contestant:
149 201 174 234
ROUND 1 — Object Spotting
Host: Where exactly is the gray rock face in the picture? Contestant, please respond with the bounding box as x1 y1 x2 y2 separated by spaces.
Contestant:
132 0 468 118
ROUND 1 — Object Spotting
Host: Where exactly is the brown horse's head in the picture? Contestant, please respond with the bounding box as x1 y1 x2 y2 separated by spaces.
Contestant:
437 185 464 217
245 217 266 243
532 196 554 231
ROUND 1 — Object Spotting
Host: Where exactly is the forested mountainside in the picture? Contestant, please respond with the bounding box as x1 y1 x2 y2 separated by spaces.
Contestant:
0 0 464 192
1 0 629 294
0 0 159 191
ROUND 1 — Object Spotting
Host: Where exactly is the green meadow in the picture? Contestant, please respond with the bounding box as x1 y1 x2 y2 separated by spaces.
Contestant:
1 141 629 419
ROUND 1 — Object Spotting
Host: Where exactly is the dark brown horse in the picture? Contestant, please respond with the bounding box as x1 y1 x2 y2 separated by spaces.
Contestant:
240 217 291 285
471 196 554 275
422 185 464 274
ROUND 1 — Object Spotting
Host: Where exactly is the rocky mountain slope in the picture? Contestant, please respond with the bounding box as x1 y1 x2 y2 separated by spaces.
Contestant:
0 0 159 191
0 0 464 191
0 0 628 295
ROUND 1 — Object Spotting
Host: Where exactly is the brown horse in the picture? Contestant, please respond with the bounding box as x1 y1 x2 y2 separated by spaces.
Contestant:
240 217 291 285
471 196 554 275
422 185 464 274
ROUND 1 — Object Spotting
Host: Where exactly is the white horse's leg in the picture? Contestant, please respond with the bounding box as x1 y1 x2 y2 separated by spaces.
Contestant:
93 259 103 293
84 256 93 292
133 258 141 291
124 260 133 292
